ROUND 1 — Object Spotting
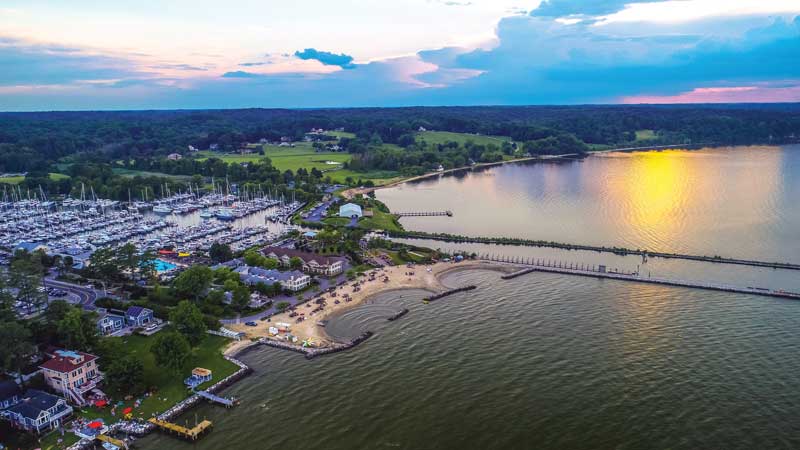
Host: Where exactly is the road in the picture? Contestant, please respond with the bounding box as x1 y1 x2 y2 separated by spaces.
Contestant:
43 278 103 306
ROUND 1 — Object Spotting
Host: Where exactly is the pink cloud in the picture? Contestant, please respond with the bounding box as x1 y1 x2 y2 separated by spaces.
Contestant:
622 83 800 103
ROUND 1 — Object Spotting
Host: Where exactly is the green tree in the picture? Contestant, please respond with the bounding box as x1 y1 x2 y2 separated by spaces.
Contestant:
262 258 279 270
169 300 207 345
231 285 250 312
243 250 266 267
173 265 213 301
104 355 145 396
275 301 290 312
150 332 191 373
289 256 304 270
57 308 98 351
88 247 123 282
9 253 46 314
0 321 35 384
209 243 233 263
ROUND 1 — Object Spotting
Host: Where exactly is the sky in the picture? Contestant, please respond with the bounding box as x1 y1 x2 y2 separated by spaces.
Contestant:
1 0 799 110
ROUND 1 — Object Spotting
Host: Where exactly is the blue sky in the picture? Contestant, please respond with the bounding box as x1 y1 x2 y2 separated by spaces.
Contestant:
0 0 799 110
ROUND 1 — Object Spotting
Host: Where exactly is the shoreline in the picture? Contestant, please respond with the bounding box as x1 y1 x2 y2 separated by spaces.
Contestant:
342 142 713 199
228 260 513 348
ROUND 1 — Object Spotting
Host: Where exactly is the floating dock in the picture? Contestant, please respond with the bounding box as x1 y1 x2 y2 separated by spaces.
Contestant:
147 417 213 440
196 389 238 407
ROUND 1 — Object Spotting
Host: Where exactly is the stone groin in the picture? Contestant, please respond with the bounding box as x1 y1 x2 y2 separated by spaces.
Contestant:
424 285 477 302
259 331 374 359
501 268 537 280
387 308 410 321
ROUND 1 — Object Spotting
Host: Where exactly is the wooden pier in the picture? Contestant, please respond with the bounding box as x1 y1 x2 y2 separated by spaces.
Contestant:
147 417 213 441
481 255 800 300
96 434 127 449
196 389 238 407
395 210 453 217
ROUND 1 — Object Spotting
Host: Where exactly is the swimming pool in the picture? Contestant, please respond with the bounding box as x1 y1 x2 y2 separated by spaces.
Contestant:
153 259 177 272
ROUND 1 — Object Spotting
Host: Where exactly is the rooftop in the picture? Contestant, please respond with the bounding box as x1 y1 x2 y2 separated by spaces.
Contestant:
40 349 97 373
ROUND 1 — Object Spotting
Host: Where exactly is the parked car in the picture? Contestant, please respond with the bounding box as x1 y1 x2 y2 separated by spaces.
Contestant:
245 321 258 327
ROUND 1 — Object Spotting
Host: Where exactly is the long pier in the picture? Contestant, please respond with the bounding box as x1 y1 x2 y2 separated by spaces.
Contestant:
147 417 213 441
483 255 800 300
390 230 800 271
395 211 453 217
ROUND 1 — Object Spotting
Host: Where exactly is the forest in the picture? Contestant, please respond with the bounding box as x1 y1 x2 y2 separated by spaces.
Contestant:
1 104 799 193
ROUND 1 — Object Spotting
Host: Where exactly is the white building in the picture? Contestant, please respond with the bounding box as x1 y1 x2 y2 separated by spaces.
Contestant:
338 203 363 218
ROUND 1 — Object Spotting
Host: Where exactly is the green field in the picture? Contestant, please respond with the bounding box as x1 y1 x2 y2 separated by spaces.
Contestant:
0 173 69 185
197 149 400 184
416 131 516 147
635 129 657 140
112 168 192 180
325 130 356 139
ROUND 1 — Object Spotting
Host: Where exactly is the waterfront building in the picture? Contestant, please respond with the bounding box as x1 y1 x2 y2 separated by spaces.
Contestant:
39 349 102 406
235 265 311 291
338 203 363 218
3 389 73 433
261 247 345 276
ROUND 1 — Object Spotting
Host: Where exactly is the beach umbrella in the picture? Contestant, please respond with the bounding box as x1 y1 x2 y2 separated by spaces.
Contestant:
88 421 103 429
94 399 107 407
122 407 133 415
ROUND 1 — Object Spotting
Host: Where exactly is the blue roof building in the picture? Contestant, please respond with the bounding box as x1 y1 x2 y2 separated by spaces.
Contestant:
4 389 73 434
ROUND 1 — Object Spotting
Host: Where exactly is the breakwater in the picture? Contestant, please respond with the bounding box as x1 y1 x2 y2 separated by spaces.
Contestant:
424 285 477 302
259 331 374 359
390 230 800 271
387 308 410 321
491 259 800 300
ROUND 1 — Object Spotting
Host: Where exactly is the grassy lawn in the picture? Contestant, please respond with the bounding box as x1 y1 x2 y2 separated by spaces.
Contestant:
325 130 356 139
112 168 192 180
357 210 403 232
635 129 657 140
322 217 351 227
0 173 70 185
416 131 516 147
78 334 237 425
196 148 351 174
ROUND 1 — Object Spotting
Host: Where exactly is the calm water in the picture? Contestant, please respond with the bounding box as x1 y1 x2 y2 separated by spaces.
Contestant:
378 146 800 262
140 146 800 450
141 270 800 450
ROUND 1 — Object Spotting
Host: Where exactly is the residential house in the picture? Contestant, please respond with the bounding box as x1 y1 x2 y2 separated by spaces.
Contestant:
167 153 182 160
96 309 125 335
126 306 154 327
39 350 102 406
0 380 22 410
3 389 73 434
261 247 346 276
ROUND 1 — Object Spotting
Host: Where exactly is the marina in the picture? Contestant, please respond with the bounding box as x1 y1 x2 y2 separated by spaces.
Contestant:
0 182 300 267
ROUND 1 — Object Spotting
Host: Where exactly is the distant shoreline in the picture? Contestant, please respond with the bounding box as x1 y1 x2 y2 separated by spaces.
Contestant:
342 142 713 198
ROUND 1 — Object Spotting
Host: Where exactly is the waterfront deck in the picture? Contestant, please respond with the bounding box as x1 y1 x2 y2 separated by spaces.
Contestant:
483 256 800 300
96 434 127 449
147 417 213 440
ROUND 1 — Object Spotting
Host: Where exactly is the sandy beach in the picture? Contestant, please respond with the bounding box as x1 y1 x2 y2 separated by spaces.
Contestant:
228 260 511 347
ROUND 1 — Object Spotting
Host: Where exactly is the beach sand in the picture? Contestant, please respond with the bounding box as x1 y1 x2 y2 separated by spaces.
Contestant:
228 260 511 347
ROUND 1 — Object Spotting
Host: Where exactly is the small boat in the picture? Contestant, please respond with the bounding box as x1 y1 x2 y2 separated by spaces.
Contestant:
153 204 172 215
199 210 214 219
215 208 235 221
